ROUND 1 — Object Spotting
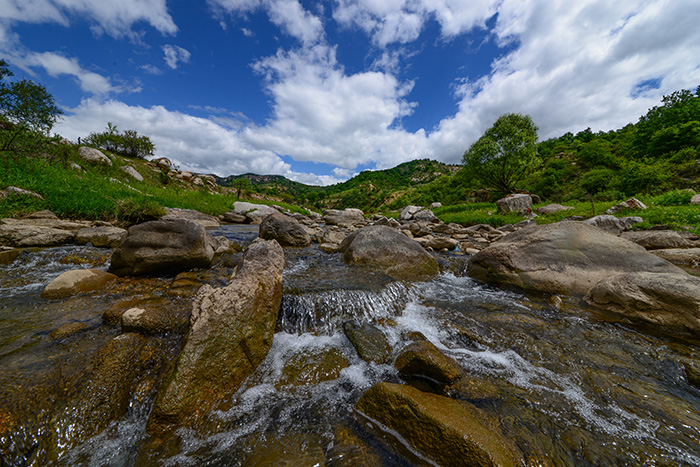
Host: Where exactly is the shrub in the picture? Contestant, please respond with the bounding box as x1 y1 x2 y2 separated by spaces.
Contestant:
653 189 696 206
84 123 155 159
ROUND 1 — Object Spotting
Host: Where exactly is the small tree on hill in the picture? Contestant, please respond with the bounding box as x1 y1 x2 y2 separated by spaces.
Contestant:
0 59 63 150
462 113 539 193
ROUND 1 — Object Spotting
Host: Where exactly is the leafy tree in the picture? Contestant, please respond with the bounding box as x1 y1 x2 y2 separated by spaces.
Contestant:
230 177 252 199
84 122 155 159
462 113 540 193
0 59 63 150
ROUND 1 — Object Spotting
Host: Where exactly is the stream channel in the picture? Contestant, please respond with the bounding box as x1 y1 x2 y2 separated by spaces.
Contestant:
1 224 699 466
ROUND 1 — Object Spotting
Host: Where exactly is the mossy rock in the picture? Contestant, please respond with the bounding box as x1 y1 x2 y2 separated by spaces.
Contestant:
356 383 522 467
343 321 391 364
278 347 349 387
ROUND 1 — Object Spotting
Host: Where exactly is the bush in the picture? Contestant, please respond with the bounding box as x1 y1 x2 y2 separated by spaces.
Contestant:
653 189 696 206
580 168 617 195
84 122 155 159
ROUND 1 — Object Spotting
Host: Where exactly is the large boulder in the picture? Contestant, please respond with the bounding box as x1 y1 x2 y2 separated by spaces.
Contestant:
355 383 522 467
108 219 214 276
468 221 684 296
496 194 531 214
395 338 464 384
323 208 365 227
41 269 118 299
78 146 112 166
0 222 75 247
584 272 700 334
339 225 439 282
161 208 220 229
232 202 279 224
259 212 311 247
150 238 284 429
619 230 699 250
121 165 144 182
399 205 423 222
651 248 700 268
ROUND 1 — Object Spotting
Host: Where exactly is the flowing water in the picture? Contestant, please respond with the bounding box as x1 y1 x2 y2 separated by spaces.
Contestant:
1 224 699 466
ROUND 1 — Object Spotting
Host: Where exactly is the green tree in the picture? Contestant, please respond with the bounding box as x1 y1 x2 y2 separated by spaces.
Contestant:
462 113 540 193
230 177 252 199
0 60 63 150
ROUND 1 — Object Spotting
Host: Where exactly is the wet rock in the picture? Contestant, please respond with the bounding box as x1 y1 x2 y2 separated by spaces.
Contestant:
321 227 347 245
496 194 532 214
161 207 220 229
208 235 241 255
583 215 643 234
0 248 21 265
319 242 342 253
343 321 391 364
108 219 214 276
103 297 170 325
259 212 311 247
394 338 463 384
76 226 127 248
242 433 326 467
684 361 700 388
584 272 700 334
605 197 647 214
78 146 112 166
121 307 182 334
535 204 575 215
49 322 88 340
48 333 149 455
232 201 279 224
150 238 284 429
619 230 699 250
355 382 522 467
41 269 118 299
468 221 683 296
339 225 439 282
323 208 365 227
446 376 502 402
121 165 144 181
651 248 700 268
278 347 349 387
419 236 459 251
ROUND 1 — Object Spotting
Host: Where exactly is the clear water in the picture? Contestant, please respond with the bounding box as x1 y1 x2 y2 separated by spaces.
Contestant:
1 225 699 466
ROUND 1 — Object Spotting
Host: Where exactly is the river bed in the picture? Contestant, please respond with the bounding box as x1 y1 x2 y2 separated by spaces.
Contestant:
1 225 699 466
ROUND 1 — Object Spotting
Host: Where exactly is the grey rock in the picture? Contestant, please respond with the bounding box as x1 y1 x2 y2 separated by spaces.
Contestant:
232 202 279 224
605 197 647 214
343 321 391 364
121 165 144 182
259 212 311 247
108 219 214 276
78 146 112 166
76 226 127 248
399 205 423 222
535 204 575 214
619 230 699 250
468 221 683 296
583 215 643 234
161 208 220 229
323 208 365 227
496 194 532 214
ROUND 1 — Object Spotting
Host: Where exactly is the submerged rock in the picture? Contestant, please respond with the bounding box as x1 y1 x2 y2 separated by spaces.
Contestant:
355 382 522 467
339 225 439 282
394 338 463 384
278 347 349 387
343 321 391 364
108 219 214 276
259 212 311 247
41 269 118 299
150 238 284 430
584 272 700 334
468 221 683 296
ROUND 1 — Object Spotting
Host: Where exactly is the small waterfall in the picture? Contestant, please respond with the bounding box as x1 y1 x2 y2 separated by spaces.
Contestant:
278 281 415 335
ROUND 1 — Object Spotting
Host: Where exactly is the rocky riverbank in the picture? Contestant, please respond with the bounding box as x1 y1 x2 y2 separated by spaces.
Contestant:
1 202 700 465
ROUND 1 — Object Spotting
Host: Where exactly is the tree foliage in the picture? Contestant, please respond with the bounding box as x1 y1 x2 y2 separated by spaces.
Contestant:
462 113 540 193
0 59 63 150
84 122 155 159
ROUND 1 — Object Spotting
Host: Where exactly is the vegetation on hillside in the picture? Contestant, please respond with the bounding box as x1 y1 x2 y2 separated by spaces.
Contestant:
84 122 155 160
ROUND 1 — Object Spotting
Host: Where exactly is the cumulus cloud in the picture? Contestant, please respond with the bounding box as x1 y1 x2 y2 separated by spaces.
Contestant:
162 44 191 69
0 0 177 41
24 52 116 94
55 98 346 185
209 0 323 44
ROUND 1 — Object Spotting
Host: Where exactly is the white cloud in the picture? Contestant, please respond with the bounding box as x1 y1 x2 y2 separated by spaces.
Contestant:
54 98 346 185
208 0 323 44
24 51 116 94
0 0 177 41
162 44 191 69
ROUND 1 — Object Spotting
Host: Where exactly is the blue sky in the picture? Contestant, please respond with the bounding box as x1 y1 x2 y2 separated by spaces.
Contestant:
1 0 699 185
